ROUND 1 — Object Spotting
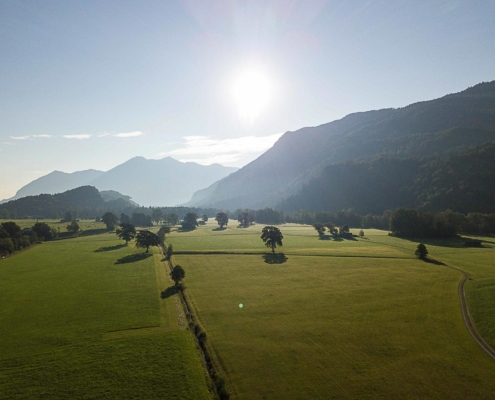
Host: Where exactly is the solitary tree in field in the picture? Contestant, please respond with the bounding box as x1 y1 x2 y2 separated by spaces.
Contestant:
170 264 185 286
313 223 326 236
66 220 80 234
359 229 364 238
116 223 136 244
102 212 118 230
215 212 229 228
415 243 428 260
135 230 161 252
202 214 208 223
261 226 284 254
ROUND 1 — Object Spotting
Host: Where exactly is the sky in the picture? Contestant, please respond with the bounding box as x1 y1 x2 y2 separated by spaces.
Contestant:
1 0 494 200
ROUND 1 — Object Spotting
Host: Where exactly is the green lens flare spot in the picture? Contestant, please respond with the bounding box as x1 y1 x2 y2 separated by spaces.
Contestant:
239 303 244 308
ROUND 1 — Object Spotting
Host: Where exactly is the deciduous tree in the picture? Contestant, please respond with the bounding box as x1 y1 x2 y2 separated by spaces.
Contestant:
215 212 229 228
102 212 118 230
170 264 185 286
116 223 136 244
415 243 428 260
182 212 199 230
66 220 80 233
261 226 284 254
135 230 161 253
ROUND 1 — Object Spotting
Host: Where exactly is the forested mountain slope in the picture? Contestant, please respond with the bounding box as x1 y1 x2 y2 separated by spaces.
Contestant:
186 81 495 210
277 144 495 214
0 186 135 219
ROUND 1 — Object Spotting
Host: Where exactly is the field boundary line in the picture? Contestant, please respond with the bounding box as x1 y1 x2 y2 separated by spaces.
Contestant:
436 260 495 361
175 250 411 259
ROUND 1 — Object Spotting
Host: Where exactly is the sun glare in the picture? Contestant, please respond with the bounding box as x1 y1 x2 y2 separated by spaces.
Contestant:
232 69 273 122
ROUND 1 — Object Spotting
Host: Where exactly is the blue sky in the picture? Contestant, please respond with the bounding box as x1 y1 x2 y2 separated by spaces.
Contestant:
1 0 494 200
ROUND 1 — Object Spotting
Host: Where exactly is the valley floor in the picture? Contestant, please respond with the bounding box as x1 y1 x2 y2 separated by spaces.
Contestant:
168 223 495 399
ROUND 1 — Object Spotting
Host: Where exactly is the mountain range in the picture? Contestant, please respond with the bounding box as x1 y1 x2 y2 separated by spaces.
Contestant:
2 157 238 206
184 81 495 213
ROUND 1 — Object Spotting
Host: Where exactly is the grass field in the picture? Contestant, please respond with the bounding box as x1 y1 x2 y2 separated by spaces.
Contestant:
0 232 210 399
0 218 107 233
168 222 495 399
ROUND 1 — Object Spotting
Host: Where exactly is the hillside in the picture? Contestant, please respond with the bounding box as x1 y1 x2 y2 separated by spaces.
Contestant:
277 144 495 214
3 157 237 206
185 81 495 210
0 186 136 219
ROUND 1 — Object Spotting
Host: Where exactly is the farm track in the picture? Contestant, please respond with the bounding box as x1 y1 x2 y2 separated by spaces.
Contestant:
179 248 495 362
440 262 495 361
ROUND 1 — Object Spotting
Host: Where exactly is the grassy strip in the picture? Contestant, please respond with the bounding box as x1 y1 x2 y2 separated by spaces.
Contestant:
163 244 229 400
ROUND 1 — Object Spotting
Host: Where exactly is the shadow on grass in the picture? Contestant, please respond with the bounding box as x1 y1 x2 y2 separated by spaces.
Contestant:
95 243 127 252
115 253 152 264
318 234 332 240
422 258 446 266
81 228 110 237
212 227 227 231
262 253 288 264
160 286 177 299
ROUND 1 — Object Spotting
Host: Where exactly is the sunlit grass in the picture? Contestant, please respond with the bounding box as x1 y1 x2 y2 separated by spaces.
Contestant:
168 223 495 399
0 233 210 399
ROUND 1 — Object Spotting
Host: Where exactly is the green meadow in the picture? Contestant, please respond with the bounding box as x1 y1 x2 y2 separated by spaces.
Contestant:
168 222 495 399
0 232 210 399
0 218 107 233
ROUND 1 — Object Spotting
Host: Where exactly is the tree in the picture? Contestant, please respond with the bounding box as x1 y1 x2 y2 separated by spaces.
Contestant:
66 220 80 234
215 212 229 228
261 226 284 254
359 229 364 238
157 225 172 245
166 243 174 260
131 212 152 227
325 223 338 236
151 208 163 225
165 213 179 226
238 212 251 227
170 264 185 286
1 222 21 238
135 230 161 253
102 212 118 230
0 238 14 257
62 211 73 223
339 224 350 234
313 223 326 236
116 223 136 244
415 243 428 260
120 213 131 224
182 212 198 230
202 214 208 223
32 222 57 241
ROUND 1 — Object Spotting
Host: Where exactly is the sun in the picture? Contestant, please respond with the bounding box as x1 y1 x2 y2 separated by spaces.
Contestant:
232 69 273 122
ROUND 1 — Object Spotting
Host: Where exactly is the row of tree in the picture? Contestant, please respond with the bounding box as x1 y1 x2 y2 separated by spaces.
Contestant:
0 221 58 257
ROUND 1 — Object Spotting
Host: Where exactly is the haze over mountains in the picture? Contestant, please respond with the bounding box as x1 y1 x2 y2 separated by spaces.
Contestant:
3 157 237 207
185 81 495 213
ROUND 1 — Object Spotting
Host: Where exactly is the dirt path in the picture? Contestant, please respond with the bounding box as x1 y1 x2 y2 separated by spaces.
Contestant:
441 262 495 361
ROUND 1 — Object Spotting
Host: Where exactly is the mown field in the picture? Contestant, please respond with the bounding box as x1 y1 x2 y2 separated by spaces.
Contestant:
0 218 107 233
168 222 495 399
0 232 210 399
